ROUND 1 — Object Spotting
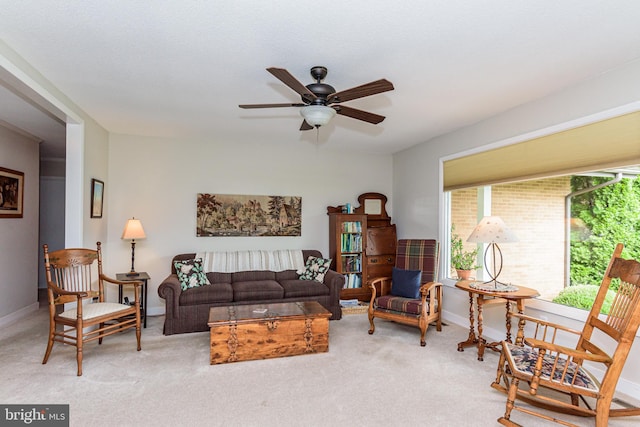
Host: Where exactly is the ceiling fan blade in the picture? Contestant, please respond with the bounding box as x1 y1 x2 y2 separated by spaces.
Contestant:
333 105 386 124
267 67 317 101
300 120 314 131
326 79 394 104
239 103 305 109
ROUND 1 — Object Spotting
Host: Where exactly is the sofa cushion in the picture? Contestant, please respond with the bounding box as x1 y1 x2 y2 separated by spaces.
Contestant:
232 270 276 282
275 270 298 281
174 258 211 290
297 256 332 282
179 283 233 306
232 280 284 301
206 272 233 284
279 279 330 298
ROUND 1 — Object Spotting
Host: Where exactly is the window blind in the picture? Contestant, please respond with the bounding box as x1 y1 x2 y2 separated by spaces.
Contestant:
443 111 640 191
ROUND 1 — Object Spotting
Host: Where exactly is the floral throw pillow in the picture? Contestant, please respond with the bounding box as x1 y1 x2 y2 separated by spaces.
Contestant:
174 258 211 291
297 256 332 283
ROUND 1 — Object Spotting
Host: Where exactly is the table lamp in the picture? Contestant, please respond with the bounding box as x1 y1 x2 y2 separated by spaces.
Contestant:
121 217 146 277
467 216 517 288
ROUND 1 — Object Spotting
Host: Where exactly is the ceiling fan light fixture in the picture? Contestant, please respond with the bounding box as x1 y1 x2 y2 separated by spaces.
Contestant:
300 105 336 127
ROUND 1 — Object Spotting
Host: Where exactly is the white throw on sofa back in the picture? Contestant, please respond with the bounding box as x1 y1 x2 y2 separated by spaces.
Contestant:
195 250 305 273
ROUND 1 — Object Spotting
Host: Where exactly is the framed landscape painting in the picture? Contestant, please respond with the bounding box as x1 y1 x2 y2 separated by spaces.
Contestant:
197 193 301 237
0 167 24 218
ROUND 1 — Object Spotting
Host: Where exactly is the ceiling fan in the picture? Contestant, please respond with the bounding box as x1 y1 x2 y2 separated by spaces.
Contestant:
239 66 394 131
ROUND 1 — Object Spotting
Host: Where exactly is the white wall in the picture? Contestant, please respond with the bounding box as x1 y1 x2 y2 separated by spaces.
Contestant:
0 40 111 323
106 133 393 313
393 58 640 398
0 126 40 324
38 176 65 288
82 119 110 247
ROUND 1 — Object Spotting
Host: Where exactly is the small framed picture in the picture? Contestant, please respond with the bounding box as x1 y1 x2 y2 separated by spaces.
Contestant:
90 178 104 218
364 199 382 215
0 166 24 218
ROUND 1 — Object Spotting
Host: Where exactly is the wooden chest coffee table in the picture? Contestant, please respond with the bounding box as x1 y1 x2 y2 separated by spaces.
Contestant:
208 301 331 364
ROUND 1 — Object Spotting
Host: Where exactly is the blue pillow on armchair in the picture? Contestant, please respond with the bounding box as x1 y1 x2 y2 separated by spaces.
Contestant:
390 267 422 299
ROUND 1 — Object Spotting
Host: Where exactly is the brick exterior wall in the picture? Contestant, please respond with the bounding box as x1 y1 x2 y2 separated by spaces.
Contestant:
451 177 571 299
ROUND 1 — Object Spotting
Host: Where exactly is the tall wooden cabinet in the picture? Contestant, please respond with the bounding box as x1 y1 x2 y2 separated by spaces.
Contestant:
328 193 397 302
365 224 397 283
328 213 369 301
355 193 397 291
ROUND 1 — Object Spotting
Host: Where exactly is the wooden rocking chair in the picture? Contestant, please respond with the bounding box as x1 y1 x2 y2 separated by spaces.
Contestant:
492 243 640 426
43 242 142 376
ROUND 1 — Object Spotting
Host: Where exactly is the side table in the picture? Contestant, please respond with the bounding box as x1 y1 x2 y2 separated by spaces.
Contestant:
116 272 150 328
455 280 539 361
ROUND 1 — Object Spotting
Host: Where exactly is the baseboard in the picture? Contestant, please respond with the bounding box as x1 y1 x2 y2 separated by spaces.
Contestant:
38 287 47 302
0 303 39 329
442 308 505 343
146 306 165 317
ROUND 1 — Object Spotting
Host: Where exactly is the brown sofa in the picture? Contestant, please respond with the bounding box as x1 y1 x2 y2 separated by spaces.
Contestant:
157 250 343 335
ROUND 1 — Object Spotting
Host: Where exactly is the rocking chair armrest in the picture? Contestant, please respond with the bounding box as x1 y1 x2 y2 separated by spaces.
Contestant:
510 312 583 336
524 338 613 365
47 281 89 298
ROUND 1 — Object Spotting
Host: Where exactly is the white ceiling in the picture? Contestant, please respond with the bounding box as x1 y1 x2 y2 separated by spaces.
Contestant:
2 1 640 157
0 82 66 158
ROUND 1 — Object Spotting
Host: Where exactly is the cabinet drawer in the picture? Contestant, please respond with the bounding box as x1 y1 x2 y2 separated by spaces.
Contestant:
368 255 395 266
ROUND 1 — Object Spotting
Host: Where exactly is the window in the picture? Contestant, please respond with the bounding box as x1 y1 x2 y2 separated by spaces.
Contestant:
443 111 640 192
447 170 640 304
442 110 640 309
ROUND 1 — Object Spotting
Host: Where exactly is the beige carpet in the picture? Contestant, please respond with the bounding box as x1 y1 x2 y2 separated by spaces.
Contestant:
1 308 638 427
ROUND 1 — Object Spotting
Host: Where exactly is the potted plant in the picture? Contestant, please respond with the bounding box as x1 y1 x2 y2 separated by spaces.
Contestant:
451 225 480 280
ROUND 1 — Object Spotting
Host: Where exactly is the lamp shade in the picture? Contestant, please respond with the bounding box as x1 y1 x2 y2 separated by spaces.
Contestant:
300 105 336 127
467 216 517 244
121 218 146 240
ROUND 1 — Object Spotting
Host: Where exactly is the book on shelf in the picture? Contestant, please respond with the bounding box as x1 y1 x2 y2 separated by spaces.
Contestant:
340 233 362 252
343 273 362 288
341 221 362 233
341 254 362 273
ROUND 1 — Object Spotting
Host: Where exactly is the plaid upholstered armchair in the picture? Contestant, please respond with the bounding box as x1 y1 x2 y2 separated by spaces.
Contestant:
367 239 443 346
